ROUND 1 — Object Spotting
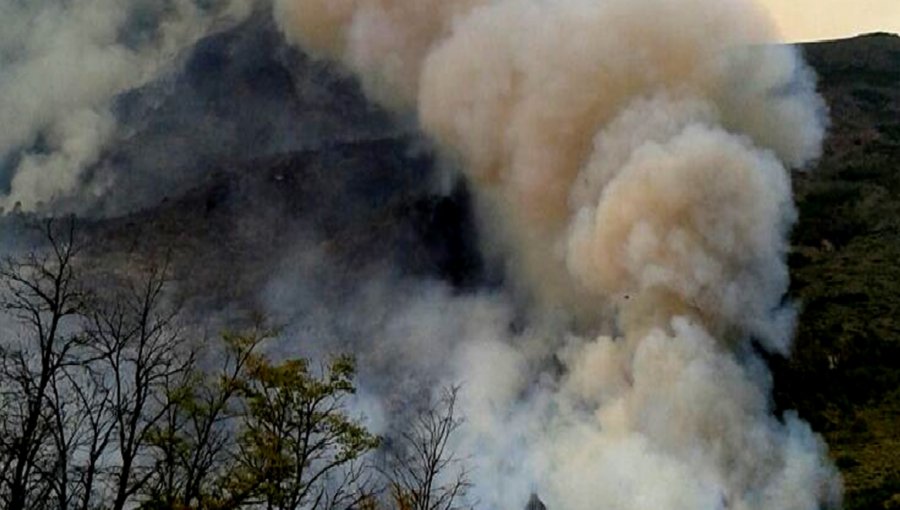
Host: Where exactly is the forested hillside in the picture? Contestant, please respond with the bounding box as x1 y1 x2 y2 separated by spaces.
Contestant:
777 32 900 509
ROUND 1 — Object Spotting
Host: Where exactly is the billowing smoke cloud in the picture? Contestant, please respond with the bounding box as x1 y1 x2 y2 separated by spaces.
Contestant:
272 0 840 508
0 0 254 212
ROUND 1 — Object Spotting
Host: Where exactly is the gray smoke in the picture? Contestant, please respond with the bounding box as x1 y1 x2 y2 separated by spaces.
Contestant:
0 0 254 213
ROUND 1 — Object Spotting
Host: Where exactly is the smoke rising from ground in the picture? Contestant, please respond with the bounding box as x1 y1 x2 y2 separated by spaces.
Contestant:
0 0 841 507
0 0 254 212
274 0 840 508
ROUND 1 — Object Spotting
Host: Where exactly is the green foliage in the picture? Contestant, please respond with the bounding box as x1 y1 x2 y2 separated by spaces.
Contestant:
774 41 900 506
139 331 379 510
227 350 379 509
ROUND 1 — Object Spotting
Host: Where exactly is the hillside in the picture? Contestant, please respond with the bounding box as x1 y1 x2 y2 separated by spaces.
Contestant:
777 32 900 509
29 12 487 317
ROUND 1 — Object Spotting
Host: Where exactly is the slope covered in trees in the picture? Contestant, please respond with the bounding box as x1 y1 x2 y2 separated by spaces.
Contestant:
774 32 900 509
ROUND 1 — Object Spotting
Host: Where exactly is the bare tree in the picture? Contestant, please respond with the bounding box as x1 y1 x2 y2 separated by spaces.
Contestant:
60 359 116 510
0 219 89 510
84 260 196 510
384 386 471 510
0 219 463 510
45 358 116 510
0 220 191 510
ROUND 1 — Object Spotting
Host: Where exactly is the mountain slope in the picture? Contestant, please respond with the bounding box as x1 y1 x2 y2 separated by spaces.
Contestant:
776 32 900 509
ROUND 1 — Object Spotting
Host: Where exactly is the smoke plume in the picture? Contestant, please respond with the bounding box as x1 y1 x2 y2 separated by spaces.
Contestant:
273 0 840 508
0 0 254 212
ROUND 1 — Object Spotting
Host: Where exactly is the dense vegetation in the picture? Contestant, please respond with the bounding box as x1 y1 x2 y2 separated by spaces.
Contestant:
771 33 900 510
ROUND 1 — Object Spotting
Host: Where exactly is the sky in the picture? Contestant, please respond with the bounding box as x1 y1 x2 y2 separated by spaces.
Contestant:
760 0 900 41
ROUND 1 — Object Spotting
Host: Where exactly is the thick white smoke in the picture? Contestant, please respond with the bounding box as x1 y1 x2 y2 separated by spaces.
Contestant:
0 0 254 212
273 0 840 509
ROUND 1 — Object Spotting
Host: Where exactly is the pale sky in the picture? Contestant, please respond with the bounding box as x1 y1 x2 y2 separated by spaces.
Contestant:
759 0 900 42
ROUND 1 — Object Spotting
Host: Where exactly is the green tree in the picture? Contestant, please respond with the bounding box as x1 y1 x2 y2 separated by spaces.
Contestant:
224 350 380 509
140 331 380 510
141 331 265 510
